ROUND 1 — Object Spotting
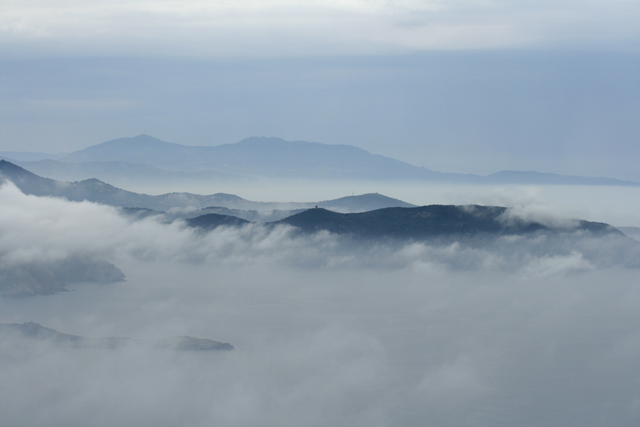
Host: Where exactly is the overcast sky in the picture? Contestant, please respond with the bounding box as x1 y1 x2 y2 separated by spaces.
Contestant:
1 0 639 179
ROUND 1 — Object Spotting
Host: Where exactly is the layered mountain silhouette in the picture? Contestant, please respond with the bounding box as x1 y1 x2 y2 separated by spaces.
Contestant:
0 322 234 351
5 134 639 185
0 160 415 213
2 160 637 296
57 134 442 179
0 160 626 243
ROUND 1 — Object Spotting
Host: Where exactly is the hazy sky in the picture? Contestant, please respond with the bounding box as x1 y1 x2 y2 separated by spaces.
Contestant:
1 0 639 179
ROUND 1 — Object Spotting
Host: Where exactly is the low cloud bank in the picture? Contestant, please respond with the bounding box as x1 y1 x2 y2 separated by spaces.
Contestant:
2 262 640 427
0 182 637 284
2 183 640 425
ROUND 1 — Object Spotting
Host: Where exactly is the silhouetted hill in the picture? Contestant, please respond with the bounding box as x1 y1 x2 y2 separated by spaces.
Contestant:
60 134 195 169
0 161 416 213
0 160 259 210
185 213 250 230
172 207 307 223
0 159 157 206
274 206 621 240
317 193 415 212
0 159 60 196
178 193 416 222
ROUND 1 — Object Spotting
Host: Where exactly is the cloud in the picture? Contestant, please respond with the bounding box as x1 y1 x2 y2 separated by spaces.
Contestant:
2 256 640 426
1 184 640 425
0 181 635 279
1 0 638 57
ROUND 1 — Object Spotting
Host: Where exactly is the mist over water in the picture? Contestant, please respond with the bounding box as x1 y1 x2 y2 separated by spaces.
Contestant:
1 182 640 426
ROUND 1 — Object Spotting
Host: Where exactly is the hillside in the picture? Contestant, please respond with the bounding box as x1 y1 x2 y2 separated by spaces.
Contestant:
185 213 251 230
0 160 416 213
273 206 622 240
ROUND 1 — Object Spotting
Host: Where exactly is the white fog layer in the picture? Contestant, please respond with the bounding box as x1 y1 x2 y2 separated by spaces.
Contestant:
1 182 640 426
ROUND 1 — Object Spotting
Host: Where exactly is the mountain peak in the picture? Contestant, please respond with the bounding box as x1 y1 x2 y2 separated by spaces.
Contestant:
96 134 179 148
60 135 190 167
1 159 52 183
318 193 416 211
45 134 640 185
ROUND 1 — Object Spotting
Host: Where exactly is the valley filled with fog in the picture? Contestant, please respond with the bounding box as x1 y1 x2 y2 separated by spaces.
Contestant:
2 180 640 426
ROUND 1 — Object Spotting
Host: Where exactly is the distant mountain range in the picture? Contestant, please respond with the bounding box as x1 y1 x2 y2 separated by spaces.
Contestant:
3 159 639 296
3 134 638 186
0 322 234 351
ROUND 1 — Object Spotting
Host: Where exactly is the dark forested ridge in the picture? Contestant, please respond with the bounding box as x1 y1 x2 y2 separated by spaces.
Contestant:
273 206 621 240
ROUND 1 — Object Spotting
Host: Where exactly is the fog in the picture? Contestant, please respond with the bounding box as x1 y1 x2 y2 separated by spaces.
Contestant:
1 182 640 426
4 1 639 58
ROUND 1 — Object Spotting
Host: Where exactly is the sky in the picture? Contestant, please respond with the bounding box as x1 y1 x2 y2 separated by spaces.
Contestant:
1 0 640 179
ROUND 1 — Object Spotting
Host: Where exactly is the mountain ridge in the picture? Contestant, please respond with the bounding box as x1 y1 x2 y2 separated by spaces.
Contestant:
271 206 623 240
59 134 442 179
13 134 633 185
0 160 415 213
